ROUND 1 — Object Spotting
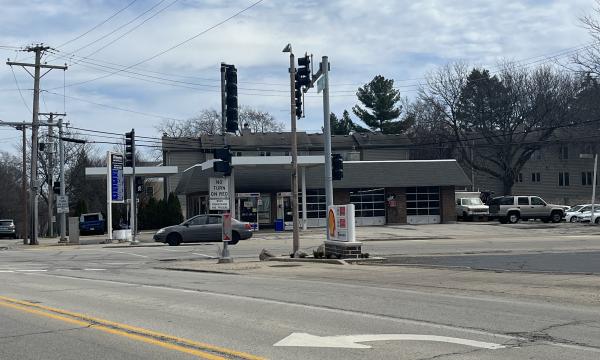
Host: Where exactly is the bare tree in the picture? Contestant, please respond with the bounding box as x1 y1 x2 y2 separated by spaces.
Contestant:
419 62 576 194
573 0 600 76
157 109 221 138
239 106 284 133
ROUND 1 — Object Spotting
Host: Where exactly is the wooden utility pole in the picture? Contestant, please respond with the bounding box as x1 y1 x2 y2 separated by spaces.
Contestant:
40 112 65 238
18 125 28 244
7 45 67 245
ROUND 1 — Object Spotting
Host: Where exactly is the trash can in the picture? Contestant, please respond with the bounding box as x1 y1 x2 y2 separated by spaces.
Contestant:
274 219 285 232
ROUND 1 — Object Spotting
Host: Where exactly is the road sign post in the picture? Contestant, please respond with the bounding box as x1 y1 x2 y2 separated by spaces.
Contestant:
222 212 232 242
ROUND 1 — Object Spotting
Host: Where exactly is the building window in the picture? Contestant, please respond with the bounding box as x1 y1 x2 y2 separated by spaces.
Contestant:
406 187 440 216
145 186 154 196
259 151 271 156
583 144 594 155
517 173 523 183
559 145 569 160
582 172 594 186
559 172 570 186
531 172 541 182
350 188 386 217
298 189 326 219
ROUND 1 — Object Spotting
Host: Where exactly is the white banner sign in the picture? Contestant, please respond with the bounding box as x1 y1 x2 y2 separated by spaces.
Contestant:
210 199 230 211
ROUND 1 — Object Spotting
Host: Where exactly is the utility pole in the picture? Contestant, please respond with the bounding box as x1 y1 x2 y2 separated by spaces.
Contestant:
58 118 67 242
7 45 67 245
283 44 300 255
39 112 65 238
18 124 28 245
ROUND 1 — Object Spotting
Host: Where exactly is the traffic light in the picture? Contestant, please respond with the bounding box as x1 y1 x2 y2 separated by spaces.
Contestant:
135 176 144 194
53 181 60 194
294 55 311 118
125 129 135 168
332 153 343 180
225 65 238 133
213 147 232 176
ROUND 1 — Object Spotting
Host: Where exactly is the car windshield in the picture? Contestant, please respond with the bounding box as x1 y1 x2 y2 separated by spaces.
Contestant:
83 215 99 222
569 205 585 212
0 220 12 226
462 198 483 205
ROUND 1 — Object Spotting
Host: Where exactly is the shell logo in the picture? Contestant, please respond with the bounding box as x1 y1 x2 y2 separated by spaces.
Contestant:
328 208 336 238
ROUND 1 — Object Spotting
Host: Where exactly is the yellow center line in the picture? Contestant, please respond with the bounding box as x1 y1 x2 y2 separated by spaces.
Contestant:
0 296 267 360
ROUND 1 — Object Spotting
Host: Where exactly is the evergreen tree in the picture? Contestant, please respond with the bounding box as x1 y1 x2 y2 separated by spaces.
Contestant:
329 110 366 135
352 75 408 133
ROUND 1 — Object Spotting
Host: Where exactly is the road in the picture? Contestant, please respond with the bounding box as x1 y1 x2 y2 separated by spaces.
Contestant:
0 222 599 359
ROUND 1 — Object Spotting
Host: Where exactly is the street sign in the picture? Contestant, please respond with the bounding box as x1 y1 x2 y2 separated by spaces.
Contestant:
110 153 124 203
222 212 232 242
209 177 229 210
56 195 69 214
317 76 325 93
210 199 230 211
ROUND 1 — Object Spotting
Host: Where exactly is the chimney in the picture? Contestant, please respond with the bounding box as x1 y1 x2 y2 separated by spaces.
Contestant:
241 123 251 136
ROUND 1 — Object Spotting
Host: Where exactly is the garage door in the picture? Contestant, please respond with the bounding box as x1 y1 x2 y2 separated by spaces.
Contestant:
406 186 440 224
350 188 386 226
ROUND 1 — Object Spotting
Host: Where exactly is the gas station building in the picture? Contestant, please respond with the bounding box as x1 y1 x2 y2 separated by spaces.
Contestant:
164 132 470 228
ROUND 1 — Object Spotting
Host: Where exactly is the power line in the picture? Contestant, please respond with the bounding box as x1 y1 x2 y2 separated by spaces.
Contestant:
55 0 140 49
61 0 264 90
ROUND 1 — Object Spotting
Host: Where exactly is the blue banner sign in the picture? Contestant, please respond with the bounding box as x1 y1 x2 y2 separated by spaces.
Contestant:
111 153 124 202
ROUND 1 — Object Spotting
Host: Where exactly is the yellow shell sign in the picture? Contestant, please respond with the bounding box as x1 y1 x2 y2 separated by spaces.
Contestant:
328 208 336 238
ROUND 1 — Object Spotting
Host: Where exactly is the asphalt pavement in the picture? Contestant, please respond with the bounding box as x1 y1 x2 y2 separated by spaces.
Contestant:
0 222 599 359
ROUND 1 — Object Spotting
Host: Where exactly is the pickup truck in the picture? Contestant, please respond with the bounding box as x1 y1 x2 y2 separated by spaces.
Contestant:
79 213 106 235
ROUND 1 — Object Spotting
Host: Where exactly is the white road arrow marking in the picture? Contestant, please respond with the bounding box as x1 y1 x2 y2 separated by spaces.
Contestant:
273 333 506 350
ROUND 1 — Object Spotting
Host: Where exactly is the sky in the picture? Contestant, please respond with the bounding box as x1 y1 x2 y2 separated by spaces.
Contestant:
0 0 596 156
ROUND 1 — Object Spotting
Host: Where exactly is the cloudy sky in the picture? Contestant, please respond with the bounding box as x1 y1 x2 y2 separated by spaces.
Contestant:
0 0 596 155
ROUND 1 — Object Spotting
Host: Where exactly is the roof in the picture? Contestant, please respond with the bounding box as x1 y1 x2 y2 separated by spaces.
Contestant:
163 131 412 152
175 159 470 195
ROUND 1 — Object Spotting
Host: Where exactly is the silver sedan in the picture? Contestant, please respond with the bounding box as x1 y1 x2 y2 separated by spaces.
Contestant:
153 214 253 246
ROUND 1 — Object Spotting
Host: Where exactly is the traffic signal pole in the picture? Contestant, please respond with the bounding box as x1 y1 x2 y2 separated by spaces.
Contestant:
287 48 300 255
321 56 333 209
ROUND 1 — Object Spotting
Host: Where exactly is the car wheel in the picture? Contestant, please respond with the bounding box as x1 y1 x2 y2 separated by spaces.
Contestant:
166 233 182 246
595 218 600 224
550 211 562 223
508 212 519 224
228 232 240 245
569 216 577 223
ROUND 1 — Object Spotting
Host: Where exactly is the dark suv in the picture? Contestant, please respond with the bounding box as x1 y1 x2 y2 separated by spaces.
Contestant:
0 219 17 239
489 196 564 224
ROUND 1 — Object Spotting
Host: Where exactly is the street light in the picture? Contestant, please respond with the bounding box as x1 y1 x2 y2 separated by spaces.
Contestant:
580 153 598 224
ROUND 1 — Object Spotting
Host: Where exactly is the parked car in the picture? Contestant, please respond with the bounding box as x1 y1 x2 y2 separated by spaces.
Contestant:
565 204 600 222
0 219 17 239
455 196 489 220
576 209 600 223
488 195 564 224
153 214 253 246
79 212 106 235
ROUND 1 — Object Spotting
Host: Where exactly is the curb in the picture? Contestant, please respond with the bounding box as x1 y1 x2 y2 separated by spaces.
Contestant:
103 244 166 249
265 256 387 265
